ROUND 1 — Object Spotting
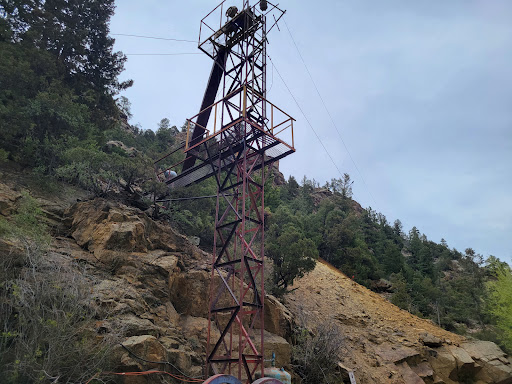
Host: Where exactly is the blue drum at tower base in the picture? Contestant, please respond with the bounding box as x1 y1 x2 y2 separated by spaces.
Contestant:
254 368 291 384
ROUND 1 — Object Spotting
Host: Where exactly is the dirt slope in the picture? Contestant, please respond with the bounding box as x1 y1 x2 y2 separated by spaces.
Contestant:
288 259 462 341
286 260 511 383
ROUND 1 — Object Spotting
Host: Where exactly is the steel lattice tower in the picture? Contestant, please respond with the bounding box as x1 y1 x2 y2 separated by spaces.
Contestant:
156 1 294 382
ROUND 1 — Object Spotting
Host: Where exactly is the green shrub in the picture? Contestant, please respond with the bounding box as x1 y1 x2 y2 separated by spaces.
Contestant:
292 321 345 384
0 193 117 382
55 146 113 195
486 264 512 353
0 148 8 163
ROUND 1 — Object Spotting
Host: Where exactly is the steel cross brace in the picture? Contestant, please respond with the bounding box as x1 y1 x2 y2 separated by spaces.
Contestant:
206 126 268 382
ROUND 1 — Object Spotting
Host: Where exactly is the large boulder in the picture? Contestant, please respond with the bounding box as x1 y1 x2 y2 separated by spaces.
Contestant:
426 343 510 384
254 294 295 340
420 332 443 348
120 335 166 369
169 270 210 317
411 362 434 382
370 278 393 293
68 203 148 253
461 340 512 384
259 331 291 369
396 362 424 384
375 344 421 366
235 330 290 370
169 271 254 321
92 278 148 317
448 346 482 381
65 199 187 257
150 254 179 275
179 315 220 350
429 346 458 384
111 314 164 337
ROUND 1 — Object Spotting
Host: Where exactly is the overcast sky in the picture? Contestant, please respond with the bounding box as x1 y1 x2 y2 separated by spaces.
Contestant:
110 0 512 265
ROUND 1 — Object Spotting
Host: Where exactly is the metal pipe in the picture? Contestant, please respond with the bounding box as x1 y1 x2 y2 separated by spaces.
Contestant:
155 193 236 203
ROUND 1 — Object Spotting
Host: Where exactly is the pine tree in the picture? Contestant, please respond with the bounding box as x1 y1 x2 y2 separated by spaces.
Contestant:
0 0 131 94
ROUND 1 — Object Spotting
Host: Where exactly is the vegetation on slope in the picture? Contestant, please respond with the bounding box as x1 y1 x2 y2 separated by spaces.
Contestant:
1 0 511 371
0 194 117 383
268 177 512 354
162 169 512 354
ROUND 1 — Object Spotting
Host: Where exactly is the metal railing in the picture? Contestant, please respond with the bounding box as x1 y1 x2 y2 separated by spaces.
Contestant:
184 84 295 152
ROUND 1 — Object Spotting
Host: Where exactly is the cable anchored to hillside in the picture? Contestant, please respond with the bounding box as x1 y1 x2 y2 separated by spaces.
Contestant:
283 19 378 207
267 54 346 185
119 344 203 379
85 370 203 383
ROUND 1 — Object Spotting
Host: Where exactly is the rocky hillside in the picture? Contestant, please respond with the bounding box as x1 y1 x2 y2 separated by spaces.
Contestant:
0 169 511 384
288 260 512 383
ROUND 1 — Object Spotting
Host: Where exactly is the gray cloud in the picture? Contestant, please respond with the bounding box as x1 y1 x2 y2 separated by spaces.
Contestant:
111 0 512 264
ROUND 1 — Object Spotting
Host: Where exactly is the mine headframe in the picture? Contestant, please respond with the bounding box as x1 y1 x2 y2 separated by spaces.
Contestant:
155 1 295 382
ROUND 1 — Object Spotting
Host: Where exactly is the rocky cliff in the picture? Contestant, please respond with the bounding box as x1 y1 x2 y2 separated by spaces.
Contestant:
0 172 511 384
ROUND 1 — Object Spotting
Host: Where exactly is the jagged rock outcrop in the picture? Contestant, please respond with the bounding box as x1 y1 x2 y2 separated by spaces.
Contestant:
1 175 510 384
271 161 286 186
460 341 512 384
105 140 139 157
263 294 295 340
370 278 393 293
61 197 293 379
311 188 333 206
